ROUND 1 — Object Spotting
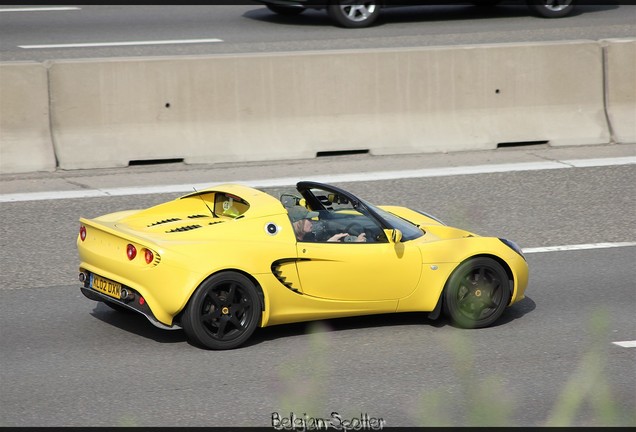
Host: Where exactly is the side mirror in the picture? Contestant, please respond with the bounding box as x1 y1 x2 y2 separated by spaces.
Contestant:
389 229 402 243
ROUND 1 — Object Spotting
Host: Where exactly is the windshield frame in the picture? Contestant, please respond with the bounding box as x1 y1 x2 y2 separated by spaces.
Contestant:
359 198 424 241
296 181 424 242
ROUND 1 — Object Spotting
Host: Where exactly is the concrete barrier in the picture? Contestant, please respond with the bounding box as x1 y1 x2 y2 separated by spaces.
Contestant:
48 40 610 170
0 62 56 174
602 38 636 144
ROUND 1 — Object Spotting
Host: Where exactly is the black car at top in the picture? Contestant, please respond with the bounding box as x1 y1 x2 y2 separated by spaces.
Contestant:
255 0 578 28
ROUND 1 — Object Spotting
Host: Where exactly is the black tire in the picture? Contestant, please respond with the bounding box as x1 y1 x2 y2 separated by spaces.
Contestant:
266 4 305 16
182 272 261 350
327 1 380 28
527 0 576 18
443 257 511 329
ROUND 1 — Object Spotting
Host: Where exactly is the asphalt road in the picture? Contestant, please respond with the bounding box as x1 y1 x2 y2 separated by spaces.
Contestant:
1 145 635 427
1 3 635 62
1 2 635 427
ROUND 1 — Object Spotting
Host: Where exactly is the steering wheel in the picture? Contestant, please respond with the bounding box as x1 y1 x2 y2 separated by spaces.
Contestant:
344 222 365 236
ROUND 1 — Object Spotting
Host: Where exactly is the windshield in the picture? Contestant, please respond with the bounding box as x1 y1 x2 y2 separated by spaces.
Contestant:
361 199 424 241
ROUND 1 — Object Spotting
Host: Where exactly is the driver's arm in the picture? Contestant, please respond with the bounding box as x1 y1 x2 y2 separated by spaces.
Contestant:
327 233 349 242
327 232 366 242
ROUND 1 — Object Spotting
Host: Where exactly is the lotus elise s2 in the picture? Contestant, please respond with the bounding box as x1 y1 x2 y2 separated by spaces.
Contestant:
77 181 528 349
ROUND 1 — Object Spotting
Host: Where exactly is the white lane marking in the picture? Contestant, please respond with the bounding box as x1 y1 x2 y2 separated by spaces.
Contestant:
2 156 635 203
19 38 223 49
563 157 636 168
0 7 81 12
522 242 636 254
612 341 636 348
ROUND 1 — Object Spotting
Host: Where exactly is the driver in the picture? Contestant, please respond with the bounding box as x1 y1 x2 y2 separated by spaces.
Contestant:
287 206 366 243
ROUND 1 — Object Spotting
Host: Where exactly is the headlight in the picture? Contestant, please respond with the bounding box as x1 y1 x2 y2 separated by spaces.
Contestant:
500 238 526 261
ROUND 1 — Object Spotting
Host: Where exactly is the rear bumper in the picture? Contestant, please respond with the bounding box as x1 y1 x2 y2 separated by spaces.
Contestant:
79 279 181 330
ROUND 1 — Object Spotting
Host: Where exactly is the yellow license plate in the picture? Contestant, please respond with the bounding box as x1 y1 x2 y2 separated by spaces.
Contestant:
91 274 121 299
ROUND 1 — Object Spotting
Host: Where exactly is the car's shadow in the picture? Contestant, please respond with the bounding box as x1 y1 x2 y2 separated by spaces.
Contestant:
246 295 536 347
90 303 187 344
243 2 617 29
89 295 536 349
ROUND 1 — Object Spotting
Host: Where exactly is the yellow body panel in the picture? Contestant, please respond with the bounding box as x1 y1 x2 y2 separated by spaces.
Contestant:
77 184 529 330
295 241 422 301
257 273 399 326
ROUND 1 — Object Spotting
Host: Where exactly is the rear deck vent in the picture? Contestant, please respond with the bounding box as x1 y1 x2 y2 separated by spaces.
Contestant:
149 218 181 227
129 158 184 166
316 149 369 157
188 214 209 219
166 225 202 233
497 140 548 149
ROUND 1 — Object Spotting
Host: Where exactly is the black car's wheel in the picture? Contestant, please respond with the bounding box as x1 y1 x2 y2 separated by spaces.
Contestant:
527 0 576 18
327 1 380 28
443 257 511 329
182 272 261 350
266 4 305 16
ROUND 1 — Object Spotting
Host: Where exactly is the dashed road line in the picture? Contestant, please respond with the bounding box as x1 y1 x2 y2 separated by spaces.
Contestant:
522 242 636 254
612 341 636 348
19 38 224 49
0 7 81 12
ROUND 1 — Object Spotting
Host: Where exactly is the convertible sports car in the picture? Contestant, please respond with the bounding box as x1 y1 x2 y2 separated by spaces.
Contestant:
77 181 528 350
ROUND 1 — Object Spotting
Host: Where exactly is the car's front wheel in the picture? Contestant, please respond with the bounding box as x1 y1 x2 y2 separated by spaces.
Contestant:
527 0 577 18
443 257 511 329
266 4 305 16
327 1 380 28
182 272 261 350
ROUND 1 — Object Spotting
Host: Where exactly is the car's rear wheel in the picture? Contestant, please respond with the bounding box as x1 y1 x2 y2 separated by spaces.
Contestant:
266 4 305 16
443 257 511 329
527 0 576 18
327 1 380 28
182 272 261 350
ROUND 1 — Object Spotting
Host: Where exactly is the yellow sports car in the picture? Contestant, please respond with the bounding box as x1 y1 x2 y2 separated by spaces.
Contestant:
77 181 528 350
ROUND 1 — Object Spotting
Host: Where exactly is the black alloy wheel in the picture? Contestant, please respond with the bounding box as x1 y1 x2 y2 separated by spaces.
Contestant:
182 272 261 350
443 257 511 329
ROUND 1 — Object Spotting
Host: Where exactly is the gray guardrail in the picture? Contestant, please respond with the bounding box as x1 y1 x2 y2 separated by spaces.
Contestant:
1 38 634 174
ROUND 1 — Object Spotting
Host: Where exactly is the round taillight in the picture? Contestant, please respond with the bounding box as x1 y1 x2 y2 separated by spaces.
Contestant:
79 225 87 241
126 244 137 260
144 249 154 264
